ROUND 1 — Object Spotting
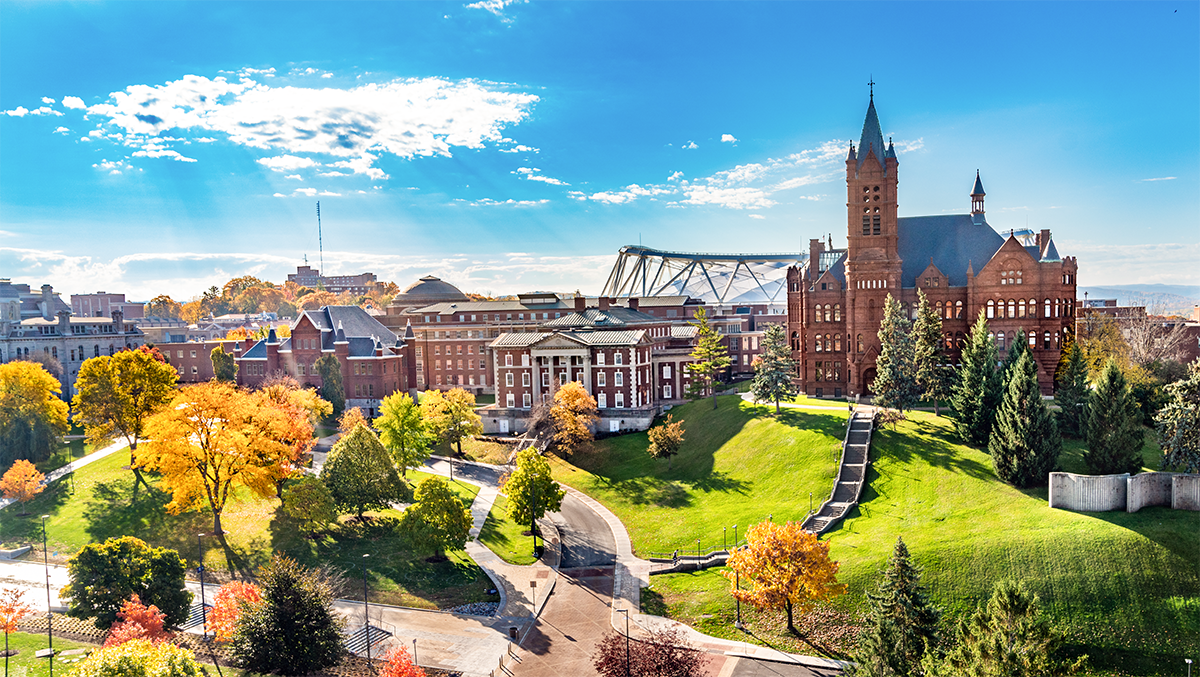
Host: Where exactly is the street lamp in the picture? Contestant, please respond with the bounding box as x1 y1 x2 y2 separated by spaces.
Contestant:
197 534 207 639
40 515 53 675
361 554 372 663
1185 658 1192 677
615 608 630 677
732 524 737 549
723 526 727 550
734 569 743 630
530 481 539 558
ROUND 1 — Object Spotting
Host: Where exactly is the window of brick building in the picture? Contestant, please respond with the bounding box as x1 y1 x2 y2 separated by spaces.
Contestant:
507 393 515 407
505 354 513 366
598 372 607 387
505 373 514 387
522 372 530 387
615 372 624 387
834 304 841 321
614 352 623 365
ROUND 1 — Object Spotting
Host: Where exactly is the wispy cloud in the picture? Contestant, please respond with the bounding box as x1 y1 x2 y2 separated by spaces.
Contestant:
1059 241 1200 286
748 214 766 220
458 197 551 207
464 0 527 20
514 167 569 186
1140 176 1177 182
721 134 738 144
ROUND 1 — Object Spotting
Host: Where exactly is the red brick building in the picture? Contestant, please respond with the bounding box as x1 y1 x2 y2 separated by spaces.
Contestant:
788 94 1078 397
161 339 243 382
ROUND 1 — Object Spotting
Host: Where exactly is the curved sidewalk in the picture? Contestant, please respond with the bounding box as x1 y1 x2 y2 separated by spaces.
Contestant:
0 439 128 512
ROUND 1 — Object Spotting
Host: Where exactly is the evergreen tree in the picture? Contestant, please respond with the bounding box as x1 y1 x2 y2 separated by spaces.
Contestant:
314 354 345 419
1084 358 1144 475
873 294 920 416
1001 329 1031 389
1055 340 1088 438
210 346 237 382
912 290 955 416
851 537 941 677
320 423 409 519
1155 358 1200 473
952 311 1002 448
750 323 797 414
989 351 1061 487
684 307 732 410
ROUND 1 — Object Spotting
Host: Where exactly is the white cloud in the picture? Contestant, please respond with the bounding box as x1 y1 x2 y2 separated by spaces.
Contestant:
4 107 28 117
587 184 672 204
257 154 317 172
131 148 197 162
892 137 924 153
33 72 536 177
1140 176 1177 182
284 174 302 181
498 141 539 154
515 167 569 186
682 185 776 210
53 126 70 135
319 190 341 196
4 105 63 117
465 0 526 18
42 97 55 105
721 134 738 144
61 96 86 109
294 188 318 197
318 171 349 177
683 141 698 149
321 73 333 79
461 197 550 207
92 159 130 175
667 171 684 182
1061 241 1200 286
748 214 765 220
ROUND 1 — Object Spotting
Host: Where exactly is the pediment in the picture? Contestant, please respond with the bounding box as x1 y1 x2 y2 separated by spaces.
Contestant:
531 334 587 350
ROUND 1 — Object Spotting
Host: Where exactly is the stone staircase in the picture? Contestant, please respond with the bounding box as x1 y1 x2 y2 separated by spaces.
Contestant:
802 407 874 535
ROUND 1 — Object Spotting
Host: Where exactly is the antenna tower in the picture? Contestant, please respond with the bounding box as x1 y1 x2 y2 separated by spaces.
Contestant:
316 202 324 274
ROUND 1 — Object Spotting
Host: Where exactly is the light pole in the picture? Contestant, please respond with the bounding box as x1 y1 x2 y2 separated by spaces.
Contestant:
197 533 207 639
530 480 539 558
362 554 372 663
40 515 53 675
723 526 727 551
809 492 813 515
732 524 737 549
616 608 630 677
1186 658 1192 677
734 569 742 630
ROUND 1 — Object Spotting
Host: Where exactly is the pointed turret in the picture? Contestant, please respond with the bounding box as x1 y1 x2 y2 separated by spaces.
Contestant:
847 142 857 162
971 170 986 215
857 97 887 170
334 320 348 344
885 137 897 160
403 320 415 341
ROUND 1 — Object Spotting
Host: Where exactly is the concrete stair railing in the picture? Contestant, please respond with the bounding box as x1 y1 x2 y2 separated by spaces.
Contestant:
801 407 874 535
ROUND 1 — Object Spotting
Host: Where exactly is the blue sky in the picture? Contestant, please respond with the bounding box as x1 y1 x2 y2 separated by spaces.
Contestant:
2 1 1197 301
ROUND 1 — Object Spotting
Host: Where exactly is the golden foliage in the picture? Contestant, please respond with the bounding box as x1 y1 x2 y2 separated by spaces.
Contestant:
338 407 369 433
0 459 45 504
0 360 69 460
550 381 598 451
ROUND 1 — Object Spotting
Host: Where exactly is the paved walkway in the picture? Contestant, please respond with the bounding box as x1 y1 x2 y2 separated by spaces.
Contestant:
0 439 128 512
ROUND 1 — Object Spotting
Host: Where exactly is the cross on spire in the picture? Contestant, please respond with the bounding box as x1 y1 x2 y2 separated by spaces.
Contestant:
868 77 875 100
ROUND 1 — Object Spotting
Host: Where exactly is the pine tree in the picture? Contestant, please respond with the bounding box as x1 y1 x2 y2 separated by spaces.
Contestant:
851 537 941 677
1155 358 1200 473
912 290 955 417
1001 328 1031 389
684 307 732 410
314 354 345 419
1055 340 1088 438
1084 358 1144 475
989 351 1061 487
952 311 1002 448
873 294 920 416
750 324 797 414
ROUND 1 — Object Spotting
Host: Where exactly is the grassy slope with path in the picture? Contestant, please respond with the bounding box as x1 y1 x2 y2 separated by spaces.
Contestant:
551 396 844 557
0 452 497 610
646 411 1197 675
480 493 539 566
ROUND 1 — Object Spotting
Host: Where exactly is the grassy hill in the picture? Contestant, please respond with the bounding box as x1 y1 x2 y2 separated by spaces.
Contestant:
576 402 1196 674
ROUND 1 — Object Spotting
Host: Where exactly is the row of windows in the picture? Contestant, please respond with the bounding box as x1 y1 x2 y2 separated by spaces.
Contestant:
856 279 889 289
985 298 1074 319
502 352 627 367
812 304 842 323
812 361 843 382
434 344 480 356
433 374 487 387
435 359 487 370
295 338 320 350
426 312 566 324
353 383 375 397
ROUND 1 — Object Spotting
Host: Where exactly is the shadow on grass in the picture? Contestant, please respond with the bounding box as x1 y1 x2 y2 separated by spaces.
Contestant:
873 418 994 481
0 482 74 544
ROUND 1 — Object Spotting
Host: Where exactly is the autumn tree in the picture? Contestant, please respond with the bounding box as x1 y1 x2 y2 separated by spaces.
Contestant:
503 448 566 537
103 594 172 648
257 379 330 496
0 587 33 676
208 581 262 642
72 639 203 677
381 645 426 677
376 392 431 477
750 323 797 414
338 406 369 433
211 346 237 382
222 275 266 300
225 327 251 340
874 294 920 417
402 476 473 556
647 414 686 470
1156 358 1200 473
952 311 1002 447
314 354 345 418
180 299 204 324
1055 340 1088 438
62 536 191 629
229 554 345 675
989 351 1061 488
320 423 408 519
0 459 45 514
1076 312 1130 380
685 307 732 409
0 360 69 465
1084 358 1145 475
420 388 483 456
851 537 941 677
145 294 182 319
592 626 704 677
283 476 338 536
550 381 599 453
912 290 955 416
73 346 178 485
723 520 845 634
141 381 301 534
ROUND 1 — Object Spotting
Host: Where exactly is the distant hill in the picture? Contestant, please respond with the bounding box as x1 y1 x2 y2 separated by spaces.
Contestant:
1080 284 1200 316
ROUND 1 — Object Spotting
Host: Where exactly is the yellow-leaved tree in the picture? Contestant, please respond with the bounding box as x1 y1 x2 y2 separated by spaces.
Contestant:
723 520 845 634
140 381 303 534
0 360 69 466
420 388 482 456
550 381 598 454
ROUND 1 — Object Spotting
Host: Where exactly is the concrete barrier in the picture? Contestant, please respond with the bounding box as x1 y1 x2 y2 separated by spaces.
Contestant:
1173 474 1200 511
1127 472 1176 512
1049 472 1128 512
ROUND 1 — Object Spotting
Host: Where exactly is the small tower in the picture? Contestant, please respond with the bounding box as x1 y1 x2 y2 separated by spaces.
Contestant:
971 170 986 215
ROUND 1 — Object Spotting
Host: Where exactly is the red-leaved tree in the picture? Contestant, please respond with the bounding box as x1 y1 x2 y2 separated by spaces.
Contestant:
1 587 34 676
103 594 171 647
381 645 426 677
209 581 262 642
592 626 704 677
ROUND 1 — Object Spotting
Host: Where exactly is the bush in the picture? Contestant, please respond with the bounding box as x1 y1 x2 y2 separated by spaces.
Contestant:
72 639 201 677
62 536 191 630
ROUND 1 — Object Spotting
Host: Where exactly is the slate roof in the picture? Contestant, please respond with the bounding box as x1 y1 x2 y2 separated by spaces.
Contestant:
857 98 887 171
972 172 986 196
241 341 268 359
542 307 659 329
490 329 648 349
490 333 547 348
1041 238 1061 262
897 214 1005 287
301 306 397 344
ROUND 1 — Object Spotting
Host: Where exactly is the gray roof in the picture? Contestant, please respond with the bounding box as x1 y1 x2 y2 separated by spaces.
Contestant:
407 299 574 314
1041 238 1061 262
857 98 887 171
542 307 659 329
393 276 469 304
972 172 986 196
671 325 699 339
241 341 268 359
897 214 1005 287
491 329 648 349
490 333 547 348
300 306 397 344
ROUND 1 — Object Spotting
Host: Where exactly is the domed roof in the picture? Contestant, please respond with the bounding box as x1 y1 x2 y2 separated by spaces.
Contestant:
392 275 469 307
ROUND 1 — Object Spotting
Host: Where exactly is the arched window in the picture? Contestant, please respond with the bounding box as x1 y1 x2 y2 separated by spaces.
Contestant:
868 299 876 322
1018 299 1027 318
825 334 832 352
935 300 943 317
1007 299 1016 318
814 306 822 323
1030 299 1037 319
987 300 995 319
1045 298 1052 318
857 334 864 353
955 300 963 318
824 305 832 322
834 304 841 322
835 334 842 352
815 335 823 352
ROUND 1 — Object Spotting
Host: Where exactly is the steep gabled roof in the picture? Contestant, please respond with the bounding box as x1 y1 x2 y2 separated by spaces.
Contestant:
858 98 887 171
299 306 397 344
897 214 1005 287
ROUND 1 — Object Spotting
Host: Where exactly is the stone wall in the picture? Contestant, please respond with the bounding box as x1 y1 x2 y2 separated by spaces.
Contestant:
1173 474 1200 511
1127 472 1175 512
1049 472 1128 512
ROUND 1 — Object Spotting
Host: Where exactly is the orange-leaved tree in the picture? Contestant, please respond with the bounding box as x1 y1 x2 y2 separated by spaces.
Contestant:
723 520 846 634
338 406 369 433
209 581 262 642
140 381 299 534
550 381 598 453
258 381 330 496
647 414 686 470
0 587 34 675
0 459 45 513
103 594 172 648
381 645 426 677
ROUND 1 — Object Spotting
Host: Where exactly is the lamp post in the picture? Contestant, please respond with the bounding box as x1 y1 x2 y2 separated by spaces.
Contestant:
40 515 53 675
723 526 727 550
615 608 630 677
732 524 737 549
362 554 372 663
809 492 813 514
734 569 743 630
197 533 207 639
530 480 539 558
1186 658 1192 677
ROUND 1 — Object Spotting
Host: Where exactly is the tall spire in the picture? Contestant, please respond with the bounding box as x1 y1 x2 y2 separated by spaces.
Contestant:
857 88 886 170
971 170 986 216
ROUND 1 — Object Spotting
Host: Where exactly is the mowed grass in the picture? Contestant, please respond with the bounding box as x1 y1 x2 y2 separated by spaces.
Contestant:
648 412 1198 674
480 493 538 565
552 396 845 556
0 451 498 611
0 632 92 675
439 437 515 465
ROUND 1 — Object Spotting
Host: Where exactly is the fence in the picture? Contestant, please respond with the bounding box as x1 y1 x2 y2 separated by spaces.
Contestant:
1049 471 1200 513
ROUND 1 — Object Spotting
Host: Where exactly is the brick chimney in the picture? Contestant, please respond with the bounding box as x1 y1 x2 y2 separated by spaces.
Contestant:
574 296 586 312
40 284 54 320
599 297 611 311
809 239 824 280
629 298 639 311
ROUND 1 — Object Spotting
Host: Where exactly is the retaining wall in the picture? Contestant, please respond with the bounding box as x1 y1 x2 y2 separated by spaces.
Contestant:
1127 472 1175 512
1049 472 1128 512
1174 474 1200 511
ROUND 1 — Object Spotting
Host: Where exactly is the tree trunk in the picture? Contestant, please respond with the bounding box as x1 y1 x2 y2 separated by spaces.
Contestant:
456 438 463 457
934 399 940 417
212 510 223 536
786 600 795 634
711 381 718 410
130 439 152 492
776 399 781 415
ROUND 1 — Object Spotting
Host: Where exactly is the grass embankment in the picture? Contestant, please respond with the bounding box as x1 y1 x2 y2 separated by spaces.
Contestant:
438 437 514 465
647 412 1196 675
0 632 92 675
480 494 539 566
552 396 844 557
0 452 497 610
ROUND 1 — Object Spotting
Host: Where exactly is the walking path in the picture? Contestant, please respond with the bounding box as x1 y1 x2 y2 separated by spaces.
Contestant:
0 439 129 512
801 406 874 535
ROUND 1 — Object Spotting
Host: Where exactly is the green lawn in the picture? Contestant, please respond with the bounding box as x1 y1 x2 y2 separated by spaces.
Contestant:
480 494 538 565
0 632 92 675
647 413 1198 674
552 396 844 557
0 452 498 611
439 437 514 465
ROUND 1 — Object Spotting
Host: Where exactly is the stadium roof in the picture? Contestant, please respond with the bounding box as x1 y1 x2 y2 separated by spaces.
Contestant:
601 245 807 306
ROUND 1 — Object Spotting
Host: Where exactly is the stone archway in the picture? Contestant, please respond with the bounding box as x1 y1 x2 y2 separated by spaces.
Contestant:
863 367 878 395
